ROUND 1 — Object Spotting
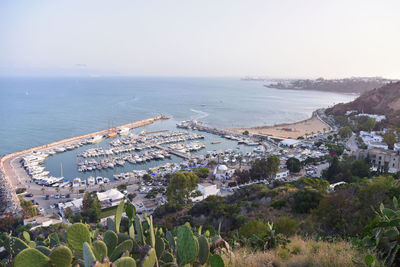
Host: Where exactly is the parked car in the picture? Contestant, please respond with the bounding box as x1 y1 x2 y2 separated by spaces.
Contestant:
66 194 70 198
54 194 60 199
45 195 49 200
25 193 33 197
61 194 65 198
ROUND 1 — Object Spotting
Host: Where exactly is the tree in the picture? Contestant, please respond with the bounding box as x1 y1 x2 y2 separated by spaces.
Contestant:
18 197 37 218
291 188 323 213
267 155 280 179
339 126 352 138
142 174 152 183
194 167 210 179
286 157 301 173
324 156 340 182
81 191 101 223
235 169 250 184
237 155 243 169
166 171 200 207
383 131 396 149
41 187 45 196
243 130 249 135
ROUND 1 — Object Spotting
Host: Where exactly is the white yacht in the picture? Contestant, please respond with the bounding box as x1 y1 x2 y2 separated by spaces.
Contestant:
90 135 103 144
87 176 96 186
73 177 81 187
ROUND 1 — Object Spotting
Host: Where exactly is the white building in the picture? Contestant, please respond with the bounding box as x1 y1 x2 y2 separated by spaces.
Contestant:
213 165 235 180
279 139 301 147
360 131 383 143
97 189 125 207
192 183 221 202
275 169 290 180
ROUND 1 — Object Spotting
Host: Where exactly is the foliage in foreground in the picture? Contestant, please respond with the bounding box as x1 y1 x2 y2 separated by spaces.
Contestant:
0 199 230 267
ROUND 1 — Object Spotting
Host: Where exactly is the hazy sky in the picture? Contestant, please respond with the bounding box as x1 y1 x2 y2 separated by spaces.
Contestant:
1 0 399 78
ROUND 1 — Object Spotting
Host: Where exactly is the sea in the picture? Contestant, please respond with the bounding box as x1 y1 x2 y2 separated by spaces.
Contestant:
0 77 356 181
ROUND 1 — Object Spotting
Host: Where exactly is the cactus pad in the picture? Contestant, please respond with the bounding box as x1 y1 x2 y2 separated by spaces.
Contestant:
13 248 49 267
177 225 198 265
113 256 137 267
67 223 91 251
49 246 73 267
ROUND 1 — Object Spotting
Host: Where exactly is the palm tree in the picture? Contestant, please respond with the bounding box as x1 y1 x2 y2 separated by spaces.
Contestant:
237 155 243 169
56 187 60 194
99 184 105 192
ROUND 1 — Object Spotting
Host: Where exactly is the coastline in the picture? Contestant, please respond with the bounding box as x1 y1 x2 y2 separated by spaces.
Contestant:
230 110 332 139
0 116 168 215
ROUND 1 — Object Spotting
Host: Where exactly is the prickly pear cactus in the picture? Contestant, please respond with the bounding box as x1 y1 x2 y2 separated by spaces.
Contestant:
22 231 30 242
141 247 157 267
110 239 134 262
49 245 73 267
92 240 108 262
197 235 210 265
107 217 116 232
4 236 29 257
104 230 118 256
177 225 198 265
210 254 224 267
160 252 175 263
155 236 165 259
115 198 125 233
67 223 91 251
36 245 52 256
83 241 97 267
165 231 175 250
113 256 137 267
134 214 145 244
13 248 49 267
49 232 60 247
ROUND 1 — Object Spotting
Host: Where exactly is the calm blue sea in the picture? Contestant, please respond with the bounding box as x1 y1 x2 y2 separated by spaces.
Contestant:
0 77 356 156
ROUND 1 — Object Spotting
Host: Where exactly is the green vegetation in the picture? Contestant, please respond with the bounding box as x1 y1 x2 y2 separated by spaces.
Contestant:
286 157 301 173
1 199 231 267
19 196 37 218
193 167 210 179
166 171 200 208
339 125 352 138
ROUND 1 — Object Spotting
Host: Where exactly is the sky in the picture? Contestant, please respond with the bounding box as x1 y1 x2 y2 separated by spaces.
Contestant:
0 0 399 78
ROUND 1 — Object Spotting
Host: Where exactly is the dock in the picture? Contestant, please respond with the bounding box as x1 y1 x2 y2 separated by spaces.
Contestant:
153 144 190 159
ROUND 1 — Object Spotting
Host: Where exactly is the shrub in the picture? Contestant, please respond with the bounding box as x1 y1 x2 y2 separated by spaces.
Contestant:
239 219 267 238
274 216 299 236
271 199 287 209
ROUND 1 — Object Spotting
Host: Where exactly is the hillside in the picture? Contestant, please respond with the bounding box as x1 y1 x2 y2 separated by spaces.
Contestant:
328 81 400 125
265 77 394 93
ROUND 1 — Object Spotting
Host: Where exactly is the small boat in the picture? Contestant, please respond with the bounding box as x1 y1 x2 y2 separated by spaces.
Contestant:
96 176 104 185
73 177 81 187
87 176 96 186
211 141 221 144
104 177 110 183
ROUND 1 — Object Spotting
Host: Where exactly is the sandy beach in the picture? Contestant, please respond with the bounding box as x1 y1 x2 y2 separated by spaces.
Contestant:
230 113 331 139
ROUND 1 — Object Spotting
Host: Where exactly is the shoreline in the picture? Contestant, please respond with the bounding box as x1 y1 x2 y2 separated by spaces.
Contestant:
230 109 332 139
0 116 168 215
